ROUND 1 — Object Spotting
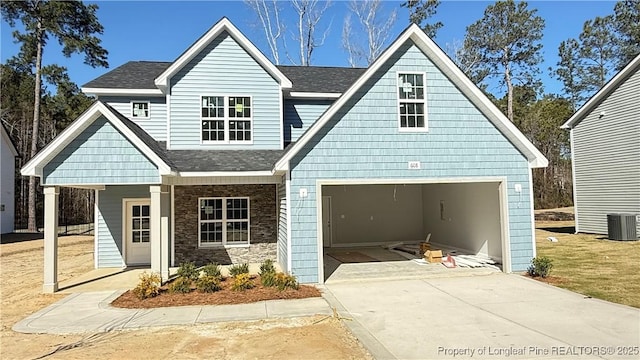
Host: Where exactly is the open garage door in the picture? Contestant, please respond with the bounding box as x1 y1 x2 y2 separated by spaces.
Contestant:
319 180 510 282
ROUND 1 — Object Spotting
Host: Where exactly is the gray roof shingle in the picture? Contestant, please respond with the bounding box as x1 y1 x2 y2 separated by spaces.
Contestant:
276 65 366 93
162 146 285 172
83 61 170 89
82 61 365 94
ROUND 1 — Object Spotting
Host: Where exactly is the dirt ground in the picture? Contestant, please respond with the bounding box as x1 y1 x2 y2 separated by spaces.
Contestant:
0 235 372 360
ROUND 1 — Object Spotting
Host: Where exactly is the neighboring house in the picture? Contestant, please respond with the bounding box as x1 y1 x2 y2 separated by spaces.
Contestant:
562 55 640 238
1 124 18 234
22 18 547 293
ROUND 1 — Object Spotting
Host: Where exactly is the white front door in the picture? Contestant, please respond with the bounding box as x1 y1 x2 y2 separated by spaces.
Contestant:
125 200 151 265
322 196 332 247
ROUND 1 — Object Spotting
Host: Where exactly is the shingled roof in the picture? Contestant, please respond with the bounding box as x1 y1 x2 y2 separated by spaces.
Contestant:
277 65 365 93
83 61 170 89
82 61 365 94
162 145 285 172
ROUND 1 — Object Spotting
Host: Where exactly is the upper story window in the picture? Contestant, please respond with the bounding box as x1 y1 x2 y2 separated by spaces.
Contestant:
397 73 427 131
201 96 252 143
131 101 150 118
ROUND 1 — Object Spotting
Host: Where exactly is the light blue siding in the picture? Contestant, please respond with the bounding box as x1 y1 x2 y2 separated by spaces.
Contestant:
170 31 281 150
97 185 151 267
283 99 332 144
100 96 167 141
277 178 288 272
43 116 160 185
289 42 533 283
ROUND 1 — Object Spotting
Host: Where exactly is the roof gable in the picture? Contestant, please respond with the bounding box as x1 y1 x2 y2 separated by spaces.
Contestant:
562 54 640 129
1 124 19 157
275 24 548 170
21 102 173 179
154 17 291 92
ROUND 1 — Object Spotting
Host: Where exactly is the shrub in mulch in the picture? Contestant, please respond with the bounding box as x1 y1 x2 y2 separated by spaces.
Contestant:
111 275 321 309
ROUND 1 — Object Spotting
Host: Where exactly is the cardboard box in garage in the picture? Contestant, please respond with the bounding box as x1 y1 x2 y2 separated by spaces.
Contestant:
424 250 443 263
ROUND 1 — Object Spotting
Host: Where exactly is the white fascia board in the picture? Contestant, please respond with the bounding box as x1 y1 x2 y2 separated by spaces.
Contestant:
178 171 274 177
21 102 173 178
275 24 548 171
81 88 164 97
562 54 640 129
154 18 292 91
288 92 342 99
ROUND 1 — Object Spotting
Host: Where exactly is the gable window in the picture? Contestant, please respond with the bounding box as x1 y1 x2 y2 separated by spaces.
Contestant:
131 101 150 118
201 96 252 143
199 197 250 247
397 73 427 131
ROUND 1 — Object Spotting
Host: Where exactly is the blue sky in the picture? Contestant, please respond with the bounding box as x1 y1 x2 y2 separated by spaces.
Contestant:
1 1 617 97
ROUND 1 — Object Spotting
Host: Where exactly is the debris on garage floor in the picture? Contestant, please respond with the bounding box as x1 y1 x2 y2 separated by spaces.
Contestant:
384 242 501 270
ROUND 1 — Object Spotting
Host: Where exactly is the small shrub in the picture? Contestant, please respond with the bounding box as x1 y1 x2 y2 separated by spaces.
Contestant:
202 263 222 278
168 276 192 294
275 273 299 291
261 271 278 287
231 273 255 291
176 261 199 281
528 256 554 278
132 272 161 300
228 263 250 277
259 259 276 276
196 275 222 293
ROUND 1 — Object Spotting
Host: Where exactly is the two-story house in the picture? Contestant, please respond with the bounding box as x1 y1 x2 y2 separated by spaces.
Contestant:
22 18 547 293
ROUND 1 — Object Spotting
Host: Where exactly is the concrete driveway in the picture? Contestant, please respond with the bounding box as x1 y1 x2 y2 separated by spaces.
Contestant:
324 274 640 360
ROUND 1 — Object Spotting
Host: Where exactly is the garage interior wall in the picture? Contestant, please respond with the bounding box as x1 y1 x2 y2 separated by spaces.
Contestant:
422 182 502 260
322 182 502 261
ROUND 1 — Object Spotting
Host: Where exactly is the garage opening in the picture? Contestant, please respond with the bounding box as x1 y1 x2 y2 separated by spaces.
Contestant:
320 181 508 282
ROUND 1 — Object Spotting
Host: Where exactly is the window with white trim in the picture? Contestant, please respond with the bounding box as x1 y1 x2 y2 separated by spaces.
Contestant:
397 73 426 130
199 197 250 246
132 101 150 118
201 96 252 143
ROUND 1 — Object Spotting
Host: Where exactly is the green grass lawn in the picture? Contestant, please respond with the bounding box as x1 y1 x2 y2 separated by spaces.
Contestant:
535 220 640 308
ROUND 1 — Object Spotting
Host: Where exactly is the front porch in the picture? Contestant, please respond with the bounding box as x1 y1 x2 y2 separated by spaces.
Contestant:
57 261 283 293
42 181 282 293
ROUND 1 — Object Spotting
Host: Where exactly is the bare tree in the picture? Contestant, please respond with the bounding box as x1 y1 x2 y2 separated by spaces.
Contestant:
289 0 332 66
245 0 284 64
342 0 397 67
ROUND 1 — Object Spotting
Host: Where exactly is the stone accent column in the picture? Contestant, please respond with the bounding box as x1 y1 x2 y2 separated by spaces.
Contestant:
43 186 59 293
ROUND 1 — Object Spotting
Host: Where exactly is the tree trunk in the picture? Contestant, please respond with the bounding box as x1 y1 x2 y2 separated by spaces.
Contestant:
28 20 44 232
504 59 514 122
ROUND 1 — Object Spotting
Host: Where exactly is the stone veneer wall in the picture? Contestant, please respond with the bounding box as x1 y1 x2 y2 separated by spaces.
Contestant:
174 184 277 265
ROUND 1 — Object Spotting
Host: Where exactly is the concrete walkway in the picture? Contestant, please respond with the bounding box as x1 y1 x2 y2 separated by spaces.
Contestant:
324 273 640 360
13 290 332 334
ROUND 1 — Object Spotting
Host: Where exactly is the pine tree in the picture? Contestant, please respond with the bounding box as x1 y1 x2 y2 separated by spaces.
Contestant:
401 0 442 38
461 0 545 122
2 0 108 231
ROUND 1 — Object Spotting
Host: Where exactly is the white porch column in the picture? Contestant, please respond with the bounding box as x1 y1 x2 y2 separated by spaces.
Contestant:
150 185 170 282
160 186 170 281
43 186 59 293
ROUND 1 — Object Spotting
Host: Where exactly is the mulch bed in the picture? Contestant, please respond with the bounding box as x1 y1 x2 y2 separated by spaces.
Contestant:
111 275 322 309
529 275 567 285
